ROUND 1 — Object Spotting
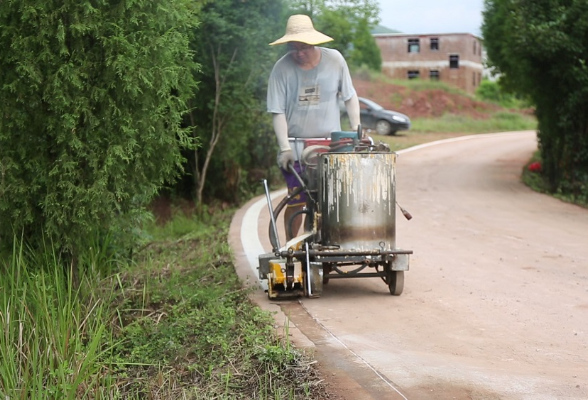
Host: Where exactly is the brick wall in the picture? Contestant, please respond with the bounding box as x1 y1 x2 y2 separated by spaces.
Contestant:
374 33 484 94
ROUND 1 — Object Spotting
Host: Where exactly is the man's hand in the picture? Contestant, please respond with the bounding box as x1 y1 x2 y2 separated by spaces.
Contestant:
277 149 295 170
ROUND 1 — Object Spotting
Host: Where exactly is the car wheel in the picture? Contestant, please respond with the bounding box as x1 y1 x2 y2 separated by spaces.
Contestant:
375 120 393 135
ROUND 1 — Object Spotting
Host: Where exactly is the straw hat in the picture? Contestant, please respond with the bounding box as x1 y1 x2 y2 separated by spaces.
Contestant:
269 14 334 46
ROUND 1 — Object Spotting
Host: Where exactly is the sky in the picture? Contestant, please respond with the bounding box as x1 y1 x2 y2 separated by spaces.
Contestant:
377 0 485 37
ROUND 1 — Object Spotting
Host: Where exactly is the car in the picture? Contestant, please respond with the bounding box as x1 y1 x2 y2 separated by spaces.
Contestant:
340 97 411 136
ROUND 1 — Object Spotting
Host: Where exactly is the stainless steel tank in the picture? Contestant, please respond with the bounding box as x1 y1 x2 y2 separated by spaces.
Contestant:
318 152 397 251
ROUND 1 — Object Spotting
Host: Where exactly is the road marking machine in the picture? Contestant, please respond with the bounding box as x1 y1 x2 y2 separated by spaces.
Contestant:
258 128 413 299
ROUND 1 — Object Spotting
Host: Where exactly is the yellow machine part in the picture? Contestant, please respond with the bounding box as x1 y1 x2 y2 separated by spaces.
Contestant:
267 260 304 299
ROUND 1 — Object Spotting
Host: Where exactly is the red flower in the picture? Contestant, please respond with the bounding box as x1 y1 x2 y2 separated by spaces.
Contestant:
528 162 542 172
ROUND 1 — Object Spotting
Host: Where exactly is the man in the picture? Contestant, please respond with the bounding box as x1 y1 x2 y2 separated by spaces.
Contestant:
267 14 360 240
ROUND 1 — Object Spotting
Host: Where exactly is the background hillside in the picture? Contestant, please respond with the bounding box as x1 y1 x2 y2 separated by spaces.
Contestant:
352 72 532 121
346 72 536 153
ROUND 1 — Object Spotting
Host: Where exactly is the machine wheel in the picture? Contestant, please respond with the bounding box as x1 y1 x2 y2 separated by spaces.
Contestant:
376 120 393 135
388 271 404 295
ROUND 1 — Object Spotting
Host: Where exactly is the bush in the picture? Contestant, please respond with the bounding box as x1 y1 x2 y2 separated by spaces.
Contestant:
0 0 199 262
476 79 530 109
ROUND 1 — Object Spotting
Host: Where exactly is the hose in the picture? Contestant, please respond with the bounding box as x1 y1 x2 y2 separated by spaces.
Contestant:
286 209 312 241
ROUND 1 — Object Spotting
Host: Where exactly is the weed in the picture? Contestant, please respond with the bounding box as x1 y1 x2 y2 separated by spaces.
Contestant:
0 241 116 398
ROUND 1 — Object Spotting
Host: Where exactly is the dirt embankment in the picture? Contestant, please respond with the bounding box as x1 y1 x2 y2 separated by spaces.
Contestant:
352 76 507 120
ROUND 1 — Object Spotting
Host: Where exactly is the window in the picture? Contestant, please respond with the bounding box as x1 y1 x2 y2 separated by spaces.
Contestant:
473 40 477 55
407 38 420 53
430 70 440 81
430 38 439 51
449 55 459 69
408 70 420 79
473 71 476 86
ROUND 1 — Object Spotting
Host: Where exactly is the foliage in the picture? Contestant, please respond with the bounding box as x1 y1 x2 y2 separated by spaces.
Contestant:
0 243 116 398
183 0 284 206
0 208 328 398
522 151 587 207
0 0 200 262
476 79 531 109
289 0 382 70
410 111 536 134
349 16 383 71
482 0 588 201
106 208 327 398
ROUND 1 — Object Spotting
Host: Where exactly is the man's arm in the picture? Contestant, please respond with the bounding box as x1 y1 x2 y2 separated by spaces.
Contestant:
272 113 295 169
344 93 360 131
272 113 290 152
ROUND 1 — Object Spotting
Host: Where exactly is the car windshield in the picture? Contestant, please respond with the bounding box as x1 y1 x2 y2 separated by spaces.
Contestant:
360 98 383 111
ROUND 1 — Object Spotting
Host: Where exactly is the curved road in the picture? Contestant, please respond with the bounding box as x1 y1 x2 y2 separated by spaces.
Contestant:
229 131 588 399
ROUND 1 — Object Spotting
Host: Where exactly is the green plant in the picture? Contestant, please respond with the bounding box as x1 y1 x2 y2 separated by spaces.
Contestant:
476 79 531 109
186 0 282 207
102 208 327 398
0 0 199 262
0 241 117 398
483 0 588 196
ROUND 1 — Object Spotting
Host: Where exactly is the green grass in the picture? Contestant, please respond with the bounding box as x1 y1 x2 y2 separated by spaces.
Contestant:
411 111 537 134
0 210 326 399
0 243 116 399
363 111 537 154
107 208 326 398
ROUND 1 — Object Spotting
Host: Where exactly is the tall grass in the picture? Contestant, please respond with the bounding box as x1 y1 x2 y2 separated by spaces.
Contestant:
0 242 116 399
0 209 327 399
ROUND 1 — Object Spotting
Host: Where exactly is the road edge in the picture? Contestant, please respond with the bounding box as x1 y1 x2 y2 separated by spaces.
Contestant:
228 194 316 350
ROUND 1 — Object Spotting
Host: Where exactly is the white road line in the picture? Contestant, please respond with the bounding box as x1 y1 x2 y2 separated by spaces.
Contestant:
240 188 286 290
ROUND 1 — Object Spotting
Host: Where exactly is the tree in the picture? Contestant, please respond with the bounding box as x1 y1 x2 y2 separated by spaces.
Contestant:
186 0 284 206
482 0 588 198
0 0 200 260
348 16 382 70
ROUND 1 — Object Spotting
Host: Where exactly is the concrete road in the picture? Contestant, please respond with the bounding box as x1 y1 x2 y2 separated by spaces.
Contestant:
229 131 588 400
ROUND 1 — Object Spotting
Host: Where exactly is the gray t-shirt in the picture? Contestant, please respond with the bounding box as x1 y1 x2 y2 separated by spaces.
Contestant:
267 47 356 139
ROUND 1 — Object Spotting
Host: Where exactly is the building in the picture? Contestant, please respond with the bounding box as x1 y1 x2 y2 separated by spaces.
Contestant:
373 32 484 94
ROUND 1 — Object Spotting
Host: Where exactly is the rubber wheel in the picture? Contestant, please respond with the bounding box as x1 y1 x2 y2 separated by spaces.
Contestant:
388 271 404 295
376 120 393 135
